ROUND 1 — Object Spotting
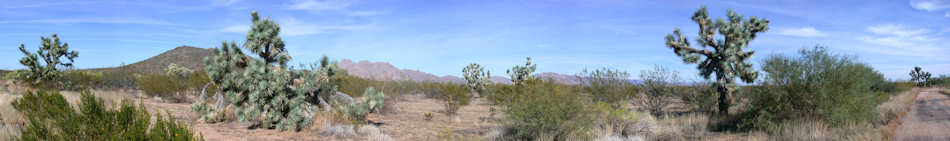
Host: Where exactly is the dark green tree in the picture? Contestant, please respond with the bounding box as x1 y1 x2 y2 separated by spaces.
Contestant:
909 66 932 87
16 34 79 86
664 6 768 115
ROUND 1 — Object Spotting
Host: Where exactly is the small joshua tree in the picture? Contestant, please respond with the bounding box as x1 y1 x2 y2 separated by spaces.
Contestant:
663 6 768 115
196 11 337 131
507 57 536 86
16 34 79 86
910 66 932 87
463 63 491 94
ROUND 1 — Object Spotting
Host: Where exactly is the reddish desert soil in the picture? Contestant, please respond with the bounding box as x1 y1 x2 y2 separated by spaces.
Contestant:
895 88 950 141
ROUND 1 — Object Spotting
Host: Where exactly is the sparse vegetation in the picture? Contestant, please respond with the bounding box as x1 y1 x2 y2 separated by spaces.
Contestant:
435 83 471 114
578 67 636 107
638 66 680 116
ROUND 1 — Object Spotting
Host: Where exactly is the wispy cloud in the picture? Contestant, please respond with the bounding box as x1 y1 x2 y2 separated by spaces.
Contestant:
289 0 354 13
856 24 946 59
288 0 380 16
210 0 242 6
776 27 827 37
910 0 950 11
0 17 173 25
219 17 371 36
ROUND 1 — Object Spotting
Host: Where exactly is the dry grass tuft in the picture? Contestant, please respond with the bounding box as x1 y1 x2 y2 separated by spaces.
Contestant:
877 88 919 140
651 113 709 140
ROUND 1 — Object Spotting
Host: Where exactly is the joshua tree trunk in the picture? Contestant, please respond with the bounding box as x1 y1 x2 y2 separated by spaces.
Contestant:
717 85 731 115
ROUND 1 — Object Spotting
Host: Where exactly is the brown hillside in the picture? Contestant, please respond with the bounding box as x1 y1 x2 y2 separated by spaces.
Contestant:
114 46 212 74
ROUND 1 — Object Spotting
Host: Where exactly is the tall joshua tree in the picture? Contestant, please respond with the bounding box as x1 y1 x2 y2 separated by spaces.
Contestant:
507 57 536 86
664 6 768 115
17 34 79 86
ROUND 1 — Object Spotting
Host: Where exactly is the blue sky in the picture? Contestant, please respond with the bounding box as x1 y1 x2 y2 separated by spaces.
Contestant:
1 0 948 81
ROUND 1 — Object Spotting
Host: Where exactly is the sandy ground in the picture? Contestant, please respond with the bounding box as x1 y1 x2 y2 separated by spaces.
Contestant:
895 88 950 141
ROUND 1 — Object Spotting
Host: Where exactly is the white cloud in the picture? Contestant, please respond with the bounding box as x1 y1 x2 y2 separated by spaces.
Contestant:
776 27 826 37
910 0 950 11
0 17 173 25
219 18 370 36
946 11 950 17
856 24 947 59
867 24 928 37
289 0 354 13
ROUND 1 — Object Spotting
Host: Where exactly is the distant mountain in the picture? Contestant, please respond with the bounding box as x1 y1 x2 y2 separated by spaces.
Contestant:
86 46 587 85
336 59 585 85
90 46 213 74
337 59 466 83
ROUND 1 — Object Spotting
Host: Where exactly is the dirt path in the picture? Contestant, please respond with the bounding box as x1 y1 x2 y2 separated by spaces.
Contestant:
895 88 950 141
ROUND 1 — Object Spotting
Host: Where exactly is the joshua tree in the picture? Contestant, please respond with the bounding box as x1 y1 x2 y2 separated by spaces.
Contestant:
196 11 339 131
16 34 79 86
507 57 536 85
909 66 932 87
463 63 491 94
663 6 768 115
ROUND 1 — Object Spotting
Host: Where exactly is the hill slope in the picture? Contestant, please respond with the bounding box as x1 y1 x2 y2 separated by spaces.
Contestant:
96 46 213 74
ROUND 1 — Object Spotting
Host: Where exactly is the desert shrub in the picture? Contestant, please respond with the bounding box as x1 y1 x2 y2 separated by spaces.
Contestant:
638 66 680 116
591 102 642 137
578 67 636 106
59 71 102 91
738 46 888 130
137 73 189 103
98 69 139 89
338 75 373 97
504 79 595 140
11 90 202 140
677 82 718 113
436 83 471 114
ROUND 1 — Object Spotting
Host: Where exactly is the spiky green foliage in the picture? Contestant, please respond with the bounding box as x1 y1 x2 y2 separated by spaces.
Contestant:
909 66 933 87
196 11 338 131
664 6 768 115
12 90 202 141
507 57 536 86
16 34 79 87
462 63 491 93
245 11 291 67
578 67 635 106
338 87 385 122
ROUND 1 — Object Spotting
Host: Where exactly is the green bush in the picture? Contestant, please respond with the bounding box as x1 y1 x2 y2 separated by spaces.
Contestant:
738 46 888 130
677 82 718 113
578 67 636 106
11 90 202 140
504 79 595 140
137 73 190 103
436 83 472 114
